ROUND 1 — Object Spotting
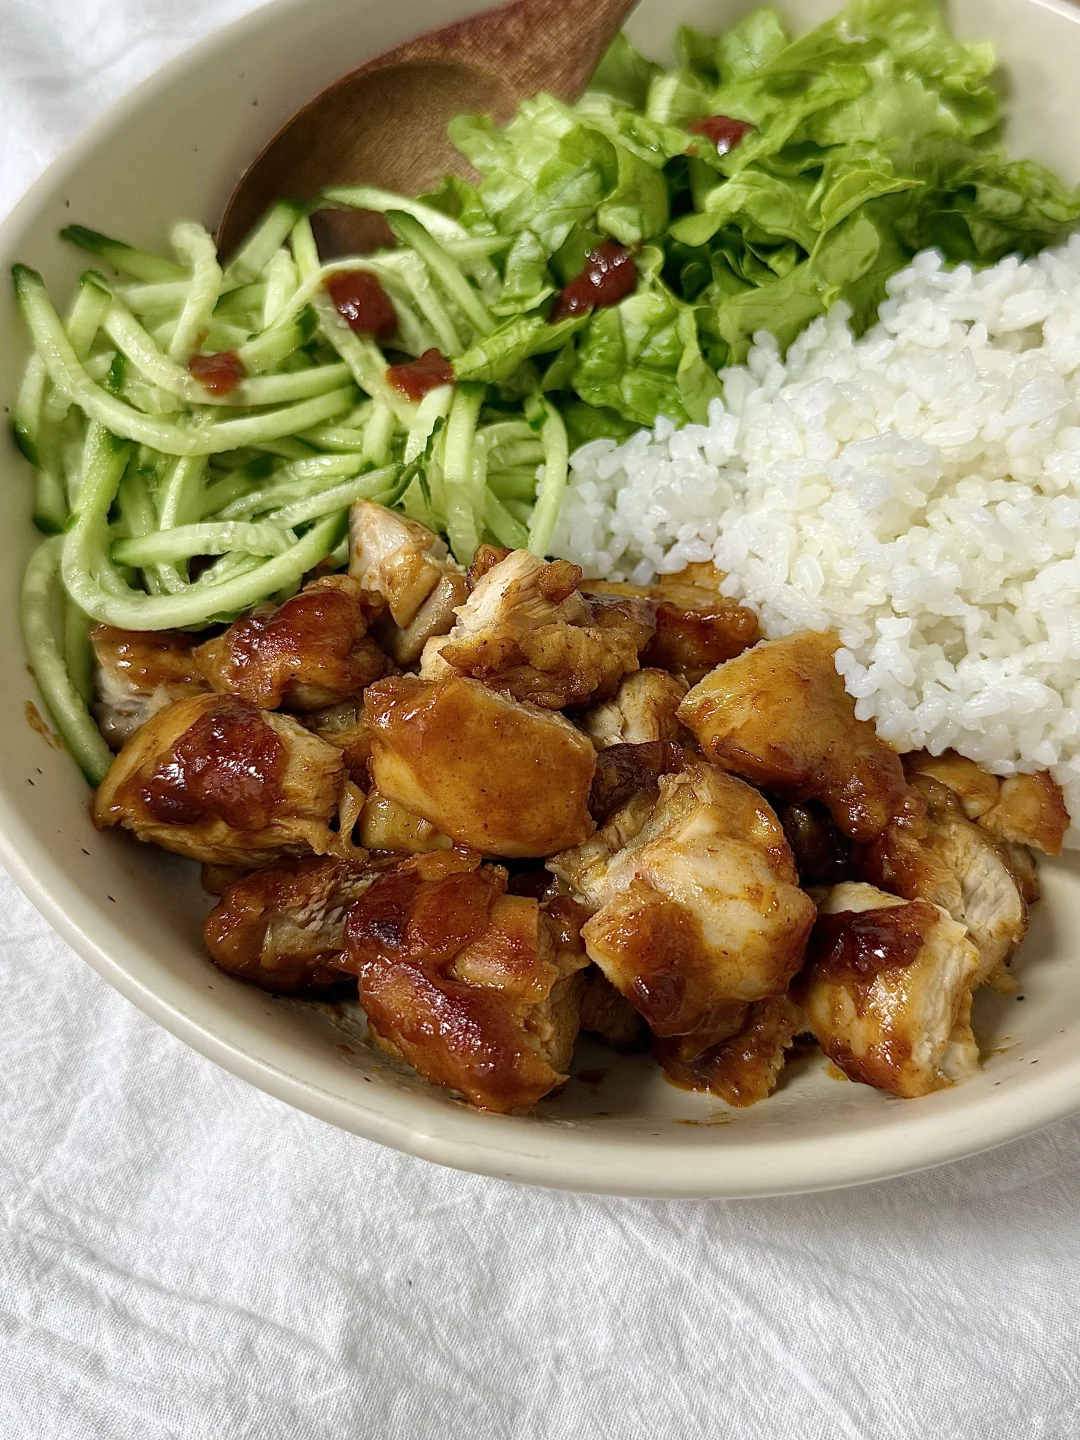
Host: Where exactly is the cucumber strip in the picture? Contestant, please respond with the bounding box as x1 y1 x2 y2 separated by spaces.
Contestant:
385 211 495 338
317 187 480 247
34 462 69 535
16 270 358 453
289 214 320 281
263 248 298 326
237 312 313 372
191 552 263 590
487 468 539 500
441 384 484 563
112 521 292 567
22 536 113 784
60 225 186 283
312 291 412 421
12 354 48 464
298 425 368 453
103 291 349 406
477 421 536 449
222 200 304 286
483 489 530 549
115 465 168 595
488 440 545 469
167 223 223 364
63 594 95 707
254 437 320 460
504 497 534 526
361 400 397 467
267 464 405 529
382 252 462 356
67 510 345 629
527 399 569 558
213 281 266 320
210 456 366 521
120 279 190 313
404 384 453 463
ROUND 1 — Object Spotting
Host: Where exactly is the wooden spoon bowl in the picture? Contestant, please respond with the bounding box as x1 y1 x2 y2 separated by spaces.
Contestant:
217 0 639 258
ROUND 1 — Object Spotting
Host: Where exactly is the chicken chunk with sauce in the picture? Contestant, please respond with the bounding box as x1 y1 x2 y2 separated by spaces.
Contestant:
904 751 1068 856
195 575 387 711
90 625 209 750
422 549 655 710
364 674 596 857
342 851 588 1112
349 500 468 664
795 881 980 1098
862 774 1029 987
654 995 803 1107
679 630 924 841
584 564 759 684
204 855 380 993
549 761 816 1046
580 669 688 749
93 692 363 866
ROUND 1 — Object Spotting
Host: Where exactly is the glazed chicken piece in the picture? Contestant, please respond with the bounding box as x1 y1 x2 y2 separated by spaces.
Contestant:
776 801 851 886
364 674 596 857
580 669 688 749
301 698 372 784
422 549 655 710
349 500 468 664
679 630 924 842
194 575 387 711
204 855 380 993
795 881 980 1098
904 751 1068 856
654 995 803 1107
358 787 452 855
89 625 208 750
342 851 588 1112
862 774 1030 987
588 740 685 828
584 563 760 684
92 692 363 866
549 761 816 1046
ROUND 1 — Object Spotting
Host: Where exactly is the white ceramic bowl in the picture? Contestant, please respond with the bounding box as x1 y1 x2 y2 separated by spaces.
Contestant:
4 0 1080 1199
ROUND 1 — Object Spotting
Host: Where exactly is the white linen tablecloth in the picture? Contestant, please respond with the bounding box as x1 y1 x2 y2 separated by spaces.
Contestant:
3 5 1080 1436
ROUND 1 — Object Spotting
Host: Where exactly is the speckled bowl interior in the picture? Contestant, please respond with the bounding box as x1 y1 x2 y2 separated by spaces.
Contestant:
3 0 1080 1197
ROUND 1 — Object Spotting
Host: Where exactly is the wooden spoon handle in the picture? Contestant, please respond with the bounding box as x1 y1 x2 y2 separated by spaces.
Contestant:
386 0 640 102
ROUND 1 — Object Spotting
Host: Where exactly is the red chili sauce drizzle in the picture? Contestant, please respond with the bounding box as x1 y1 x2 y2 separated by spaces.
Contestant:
807 901 937 981
549 241 638 324
326 270 397 340
188 350 246 397
140 698 286 830
688 115 756 157
386 348 455 401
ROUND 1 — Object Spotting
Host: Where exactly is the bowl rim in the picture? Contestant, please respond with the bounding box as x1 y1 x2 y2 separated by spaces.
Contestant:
5 0 1080 1199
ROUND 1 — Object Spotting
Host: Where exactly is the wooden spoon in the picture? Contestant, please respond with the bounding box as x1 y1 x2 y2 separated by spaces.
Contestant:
217 0 640 259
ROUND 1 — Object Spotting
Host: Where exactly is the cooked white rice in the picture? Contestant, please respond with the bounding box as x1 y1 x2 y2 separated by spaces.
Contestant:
553 236 1080 843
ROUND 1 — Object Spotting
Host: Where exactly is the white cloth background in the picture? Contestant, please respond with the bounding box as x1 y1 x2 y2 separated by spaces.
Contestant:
3 4 1080 1436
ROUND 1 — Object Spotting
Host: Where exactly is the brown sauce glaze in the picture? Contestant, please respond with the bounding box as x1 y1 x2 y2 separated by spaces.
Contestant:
188 351 246 396
588 741 684 827
326 270 397 340
550 241 637 323
688 115 755 156
140 698 286 830
807 901 937 981
387 348 454 400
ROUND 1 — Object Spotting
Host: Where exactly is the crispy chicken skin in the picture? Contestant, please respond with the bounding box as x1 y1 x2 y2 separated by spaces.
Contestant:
581 669 688 749
550 761 815 1043
584 564 760 684
204 855 378 993
422 549 655 710
194 575 387 711
90 625 208 750
93 693 361 866
679 630 924 842
862 774 1029 986
795 881 980 1098
364 674 596 857
342 852 587 1112
654 995 802 1106
904 751 1068 856
349 500 468 664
